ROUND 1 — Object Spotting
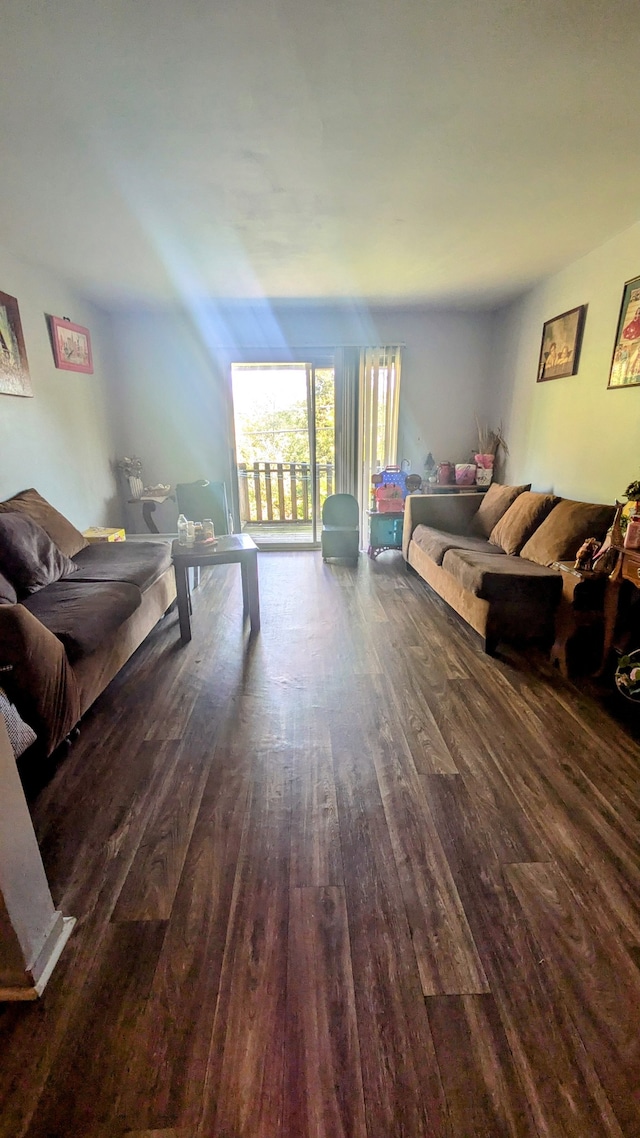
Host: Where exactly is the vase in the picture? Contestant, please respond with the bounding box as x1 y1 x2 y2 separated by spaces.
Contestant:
455 464 477 486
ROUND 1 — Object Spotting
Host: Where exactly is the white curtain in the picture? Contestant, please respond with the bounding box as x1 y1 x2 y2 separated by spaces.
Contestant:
357 345 403 546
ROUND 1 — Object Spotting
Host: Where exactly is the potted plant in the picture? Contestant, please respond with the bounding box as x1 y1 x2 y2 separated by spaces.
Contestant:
612 478 640 544
623 479 640 510
615 650 640 701
117 455 144 499
474 421 509 486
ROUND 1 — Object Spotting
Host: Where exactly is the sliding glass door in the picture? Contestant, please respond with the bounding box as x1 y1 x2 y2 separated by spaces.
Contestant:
230 360 335 550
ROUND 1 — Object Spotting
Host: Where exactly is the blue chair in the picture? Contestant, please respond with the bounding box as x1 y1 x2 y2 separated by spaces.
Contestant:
321 494 359 564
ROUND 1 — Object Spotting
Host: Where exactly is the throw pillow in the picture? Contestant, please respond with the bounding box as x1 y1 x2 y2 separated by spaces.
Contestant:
520 499 616 567
0 570 17 605
489 491 559 555
0 488 87 557
0 512 77 597
470 482 531 538
0 685 37 757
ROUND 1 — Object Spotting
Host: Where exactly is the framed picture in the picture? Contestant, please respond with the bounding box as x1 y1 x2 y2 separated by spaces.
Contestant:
49 316 93 373
607 276 640 389
0 290 32 397
536 305 587 382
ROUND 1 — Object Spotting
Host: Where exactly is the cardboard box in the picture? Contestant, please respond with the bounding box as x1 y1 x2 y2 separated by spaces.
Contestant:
83 527 126 543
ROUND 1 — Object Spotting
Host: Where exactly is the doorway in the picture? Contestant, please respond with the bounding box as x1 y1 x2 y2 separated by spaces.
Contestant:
231 361 335 550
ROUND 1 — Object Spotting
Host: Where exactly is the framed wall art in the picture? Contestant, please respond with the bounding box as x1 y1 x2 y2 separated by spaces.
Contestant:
0 290 32 397
49 316 93 374
608 275 640 389
536 304 587 382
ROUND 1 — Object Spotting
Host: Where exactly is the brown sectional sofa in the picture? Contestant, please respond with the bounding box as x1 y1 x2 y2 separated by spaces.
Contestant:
402 485 615 653
0 489 176 760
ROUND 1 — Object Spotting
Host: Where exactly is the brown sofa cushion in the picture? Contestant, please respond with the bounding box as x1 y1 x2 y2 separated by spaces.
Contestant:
0 571 17 605
412 524 506 567
470 483 531 538
442 548 564 606
489 491 559 555
0 488 88 557
72 540 172 591
0 513 77 597
23 579 142 662
520 500 616 567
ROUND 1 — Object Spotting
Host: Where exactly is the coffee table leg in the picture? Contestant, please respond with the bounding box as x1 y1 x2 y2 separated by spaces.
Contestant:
241 558 249 617
175 562 192 645
241 551 260 633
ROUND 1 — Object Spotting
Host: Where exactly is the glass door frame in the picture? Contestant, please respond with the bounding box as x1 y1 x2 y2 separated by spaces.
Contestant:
228 350 335 551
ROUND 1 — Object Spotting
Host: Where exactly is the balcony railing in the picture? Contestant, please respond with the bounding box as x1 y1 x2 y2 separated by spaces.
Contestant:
238 461 334 524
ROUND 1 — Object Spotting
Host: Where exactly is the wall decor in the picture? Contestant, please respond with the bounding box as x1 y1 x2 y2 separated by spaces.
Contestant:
536 305 587 382
0 290 32 397
49 316 93 374
608 275 640 389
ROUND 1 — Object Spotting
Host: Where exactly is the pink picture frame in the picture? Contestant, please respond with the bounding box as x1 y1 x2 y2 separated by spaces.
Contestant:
49 316 93 373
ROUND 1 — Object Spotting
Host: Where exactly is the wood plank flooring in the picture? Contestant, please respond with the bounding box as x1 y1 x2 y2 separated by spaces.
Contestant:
2 551 640 1137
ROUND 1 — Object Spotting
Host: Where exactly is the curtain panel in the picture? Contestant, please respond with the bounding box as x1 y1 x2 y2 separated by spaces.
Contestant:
357 345 403 546
334 347 360 499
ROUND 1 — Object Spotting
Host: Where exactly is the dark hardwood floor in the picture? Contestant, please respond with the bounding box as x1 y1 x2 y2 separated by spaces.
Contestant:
2 551 640 1137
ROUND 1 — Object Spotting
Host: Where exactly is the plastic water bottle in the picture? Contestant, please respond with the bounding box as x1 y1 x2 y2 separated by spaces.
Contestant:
177 514 188 545
186 520 195 544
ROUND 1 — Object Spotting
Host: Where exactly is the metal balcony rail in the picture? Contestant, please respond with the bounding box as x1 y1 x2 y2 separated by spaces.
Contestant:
238 461 334 524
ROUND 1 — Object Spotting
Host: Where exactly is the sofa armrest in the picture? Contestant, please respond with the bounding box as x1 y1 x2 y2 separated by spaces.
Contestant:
0 604 80 757
402 493 485 559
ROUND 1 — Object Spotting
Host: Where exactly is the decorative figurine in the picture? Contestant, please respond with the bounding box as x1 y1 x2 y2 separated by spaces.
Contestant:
574 537 601 571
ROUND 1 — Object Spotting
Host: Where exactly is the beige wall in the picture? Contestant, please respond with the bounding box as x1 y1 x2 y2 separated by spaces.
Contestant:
107 300 494 527
0 243 118 528
489 220 640 504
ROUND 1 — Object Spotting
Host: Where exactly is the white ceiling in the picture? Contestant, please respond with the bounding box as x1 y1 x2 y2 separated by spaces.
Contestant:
1 0 640 307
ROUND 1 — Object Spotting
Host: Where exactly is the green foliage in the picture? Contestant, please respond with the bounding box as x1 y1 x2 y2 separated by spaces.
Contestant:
236 369 335 464
624 479 640 501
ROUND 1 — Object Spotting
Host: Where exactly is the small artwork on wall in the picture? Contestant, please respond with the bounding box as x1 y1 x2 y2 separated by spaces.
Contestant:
0 290 32 397
49 315 93 374
607 275 640 389
536 305 587 382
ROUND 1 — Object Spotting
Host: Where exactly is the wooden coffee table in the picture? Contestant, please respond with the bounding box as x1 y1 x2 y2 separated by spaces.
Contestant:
172 534 260 644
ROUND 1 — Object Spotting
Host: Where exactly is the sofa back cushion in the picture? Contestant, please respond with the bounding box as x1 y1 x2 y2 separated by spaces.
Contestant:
489 491 559 555
0 488 87 557
0 513 77 597
470 483 531 538
520 499 616 566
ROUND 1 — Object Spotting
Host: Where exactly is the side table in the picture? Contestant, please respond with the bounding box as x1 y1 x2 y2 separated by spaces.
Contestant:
367 511 404 558
128 494 175 534
172 534 260 644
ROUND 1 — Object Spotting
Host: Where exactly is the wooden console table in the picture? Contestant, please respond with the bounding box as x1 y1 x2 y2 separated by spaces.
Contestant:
425 484 489 495
599 544 640 672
